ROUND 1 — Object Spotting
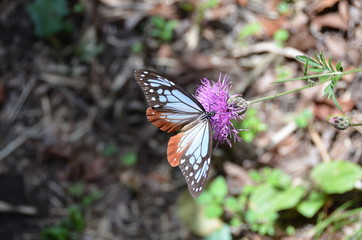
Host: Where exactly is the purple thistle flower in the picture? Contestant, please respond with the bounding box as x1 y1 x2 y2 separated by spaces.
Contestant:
195 73 247 146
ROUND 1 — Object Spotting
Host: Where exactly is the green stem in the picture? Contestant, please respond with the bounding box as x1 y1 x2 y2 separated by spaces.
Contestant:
248 67 362 105
273 67 362 83
248 79 330 106
350 123 362 127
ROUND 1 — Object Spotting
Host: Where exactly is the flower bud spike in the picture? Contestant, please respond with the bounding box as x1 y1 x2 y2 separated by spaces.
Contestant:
329 116 350 130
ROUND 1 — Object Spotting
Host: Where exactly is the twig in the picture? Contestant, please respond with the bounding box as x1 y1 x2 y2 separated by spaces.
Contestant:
0 124 42 161
0 200 37 215
308 124 331 162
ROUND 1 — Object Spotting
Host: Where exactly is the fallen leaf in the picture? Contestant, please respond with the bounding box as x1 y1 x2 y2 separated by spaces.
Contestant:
312 13 348 31
310 0 340 13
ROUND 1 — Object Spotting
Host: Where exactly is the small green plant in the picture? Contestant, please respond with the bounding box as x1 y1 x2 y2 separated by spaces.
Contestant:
273 29 289 46
238 22 263 41
297 53 344 111
194 161 362 238
237 108 267 143
150 16 178 43
27 0 73 38
120 151 138 167
103 144 118 157
293 109 313 128
40 184 103 240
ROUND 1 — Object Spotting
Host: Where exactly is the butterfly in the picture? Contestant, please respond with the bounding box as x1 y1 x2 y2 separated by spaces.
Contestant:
134 69 215 198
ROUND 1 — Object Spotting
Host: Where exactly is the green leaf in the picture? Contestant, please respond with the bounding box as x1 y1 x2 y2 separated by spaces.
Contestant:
204 203 223 218
295 109 313 128
297 191 326 218
332 94 343 112
209 176 228 200
204 224 232 240
296 55 323 68
120 152 138 166
103 144 118 157
308 68 325 73
319 52 328 69
311 160 362 194
273 29 289 43
197 191 214 205
230 216 242 227
335 61 343 71
27 0 70 38
224 197 241 212
328 58 334 71
249 184 305 215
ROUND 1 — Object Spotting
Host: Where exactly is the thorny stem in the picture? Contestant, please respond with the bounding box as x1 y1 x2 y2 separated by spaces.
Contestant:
248 68 362 106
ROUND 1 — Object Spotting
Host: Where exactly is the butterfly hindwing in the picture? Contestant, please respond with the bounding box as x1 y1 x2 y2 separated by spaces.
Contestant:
168 120 213 198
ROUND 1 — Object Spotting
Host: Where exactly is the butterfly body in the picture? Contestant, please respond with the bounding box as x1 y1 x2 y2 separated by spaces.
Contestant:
134 69 214 197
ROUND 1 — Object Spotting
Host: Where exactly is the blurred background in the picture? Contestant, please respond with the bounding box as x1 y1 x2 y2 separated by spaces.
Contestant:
0 0 361 239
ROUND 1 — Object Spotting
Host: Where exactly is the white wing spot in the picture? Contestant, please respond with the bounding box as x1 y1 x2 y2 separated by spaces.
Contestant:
189 172 193 177
185 166 189 171
153 104 160 108
191 181 194 185
140 74 145 77
193 164 198 170
149 89 154 93
180 159 185 164
143 82 148 85
143 71 148 74
151 97 156 101
157 89 163 94
150 83 160 87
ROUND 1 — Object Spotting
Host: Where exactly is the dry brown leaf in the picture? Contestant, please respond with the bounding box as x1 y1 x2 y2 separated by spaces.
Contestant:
157 44 173 59
288 26 317 52
148 3 177 19
259 16 286 37
312 13 348 31
236 0 248 7
338 0 349 23
310 0 340 14
324 34 347 59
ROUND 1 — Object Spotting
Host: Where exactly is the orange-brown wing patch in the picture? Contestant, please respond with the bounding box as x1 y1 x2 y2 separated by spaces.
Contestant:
167 132 188 167
146 107 183 133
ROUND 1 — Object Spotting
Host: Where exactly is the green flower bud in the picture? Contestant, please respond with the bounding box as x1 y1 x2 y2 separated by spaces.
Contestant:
228 96 248 115
329 116 350 130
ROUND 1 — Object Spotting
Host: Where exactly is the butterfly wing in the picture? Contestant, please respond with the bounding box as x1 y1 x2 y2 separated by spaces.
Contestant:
168 119 213 197
134 69 206 132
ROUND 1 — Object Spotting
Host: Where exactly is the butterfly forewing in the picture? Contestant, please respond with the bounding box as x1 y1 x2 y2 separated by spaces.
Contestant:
134 69 205 112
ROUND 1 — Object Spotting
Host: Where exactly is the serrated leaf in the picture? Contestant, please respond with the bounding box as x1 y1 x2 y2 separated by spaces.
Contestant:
320 52 328 69
311 160 362 194
319 75 330 82
328 58 334 71
308 68 325 73
296 55 323 68
332 95 344 112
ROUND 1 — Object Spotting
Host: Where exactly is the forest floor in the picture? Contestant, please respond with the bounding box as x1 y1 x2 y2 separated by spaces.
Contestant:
0 0 361 239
